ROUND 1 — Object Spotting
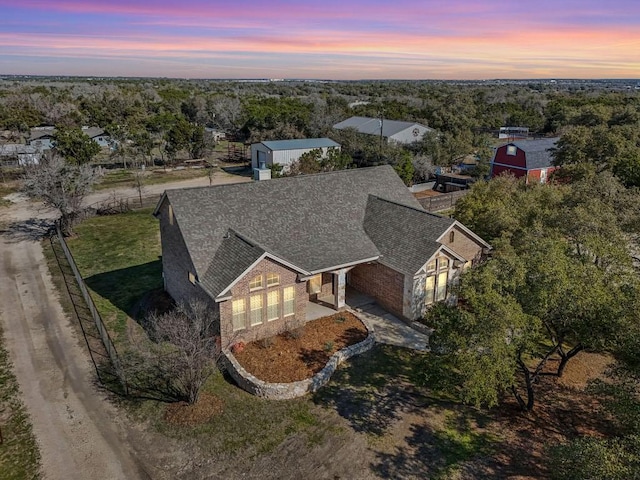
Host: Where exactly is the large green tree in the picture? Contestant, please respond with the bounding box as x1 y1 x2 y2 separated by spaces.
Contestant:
52 126 101 165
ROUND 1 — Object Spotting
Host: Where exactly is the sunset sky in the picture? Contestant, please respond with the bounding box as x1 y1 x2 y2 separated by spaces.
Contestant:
1 0 639 80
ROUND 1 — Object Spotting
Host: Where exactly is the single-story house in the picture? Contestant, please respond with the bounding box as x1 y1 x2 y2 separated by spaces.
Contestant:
0 143 42 166
250 138 340 171
28 126 112 150
490 138 559 184
154 166 489 347
333 116 433 144
28 127 56 150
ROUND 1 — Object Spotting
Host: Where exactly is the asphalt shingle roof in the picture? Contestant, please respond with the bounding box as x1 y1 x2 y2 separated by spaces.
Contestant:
364 196 455 275
260 138 340 151
511 138 559 170
161 165 458 298
333 116 432 138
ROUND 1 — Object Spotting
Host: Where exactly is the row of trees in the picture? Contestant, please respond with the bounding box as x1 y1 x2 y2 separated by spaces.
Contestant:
2 78 638 180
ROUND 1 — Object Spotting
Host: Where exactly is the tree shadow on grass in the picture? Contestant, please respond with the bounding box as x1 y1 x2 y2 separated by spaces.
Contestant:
312 345 425 437
371 411 498 479
84 259 162 318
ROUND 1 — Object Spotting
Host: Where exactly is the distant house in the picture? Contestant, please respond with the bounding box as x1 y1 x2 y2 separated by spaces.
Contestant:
28 126 112 150
205 127 226 142
490 138 559 184
0 143 42 166
153 166 489 346
82 127 111 148
250 138 340 171
333 116 433 144
28 127 56 151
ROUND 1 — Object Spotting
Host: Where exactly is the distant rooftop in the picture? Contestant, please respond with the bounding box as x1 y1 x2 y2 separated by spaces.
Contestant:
259 138 340 151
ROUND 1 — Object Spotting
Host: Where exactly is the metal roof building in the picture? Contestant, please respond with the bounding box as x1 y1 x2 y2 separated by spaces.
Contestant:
333 116 433 144
250 137 340 171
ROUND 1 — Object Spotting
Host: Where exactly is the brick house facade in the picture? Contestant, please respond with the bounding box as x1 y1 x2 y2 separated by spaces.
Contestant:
154 166 489 345
218 257 307 345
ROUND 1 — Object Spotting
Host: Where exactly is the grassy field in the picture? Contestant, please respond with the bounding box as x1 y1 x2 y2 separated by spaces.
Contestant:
65 208 162 339
0 327 41 480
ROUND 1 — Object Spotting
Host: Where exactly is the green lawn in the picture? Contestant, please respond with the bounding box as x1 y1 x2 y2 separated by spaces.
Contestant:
0 327 41 480
65 208 162 339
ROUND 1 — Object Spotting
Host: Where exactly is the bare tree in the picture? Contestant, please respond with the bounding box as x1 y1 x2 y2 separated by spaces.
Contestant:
132 170 145 207
141 300 220 405
22 152 100 235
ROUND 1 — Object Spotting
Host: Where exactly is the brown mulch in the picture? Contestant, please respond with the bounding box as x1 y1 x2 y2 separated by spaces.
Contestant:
233 311 368 383
164 393 224 426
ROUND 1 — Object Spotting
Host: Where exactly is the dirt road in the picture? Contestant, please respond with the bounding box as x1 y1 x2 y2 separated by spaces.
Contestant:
0 173 249 480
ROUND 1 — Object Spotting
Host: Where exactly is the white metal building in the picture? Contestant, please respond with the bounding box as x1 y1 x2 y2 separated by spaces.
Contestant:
333 116 433 144
250 138 341 170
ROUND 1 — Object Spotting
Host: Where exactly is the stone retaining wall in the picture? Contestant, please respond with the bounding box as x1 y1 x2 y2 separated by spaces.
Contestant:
221 312 375 400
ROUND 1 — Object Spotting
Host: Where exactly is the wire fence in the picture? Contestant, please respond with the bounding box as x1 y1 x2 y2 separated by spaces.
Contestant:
54 221 128 395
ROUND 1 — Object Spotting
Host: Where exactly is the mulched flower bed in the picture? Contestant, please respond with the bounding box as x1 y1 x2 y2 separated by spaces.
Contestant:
233 311 368 383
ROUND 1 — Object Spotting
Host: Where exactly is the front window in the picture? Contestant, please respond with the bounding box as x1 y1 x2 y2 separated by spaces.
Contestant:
425 256 450 305
232 299 246 331
283 287 295 317
249 275 263 291
250 294 263 326
308 274 322 294
267 290 279 321
267 273 280 287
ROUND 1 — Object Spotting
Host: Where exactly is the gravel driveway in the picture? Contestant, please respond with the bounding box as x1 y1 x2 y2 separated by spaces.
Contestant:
0 173 249 479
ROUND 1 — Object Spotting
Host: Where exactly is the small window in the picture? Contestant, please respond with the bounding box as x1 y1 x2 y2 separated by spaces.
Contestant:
232 299 246 331
267 273 280 287
426 259 437 274
168 205 174 225
188 272 196 285
267 290 279 321
283 287 295 317
449 231 455 243
249 275 263 291
250 294 263 326
308 274 322 294
438 258 449 271
507 145 517 156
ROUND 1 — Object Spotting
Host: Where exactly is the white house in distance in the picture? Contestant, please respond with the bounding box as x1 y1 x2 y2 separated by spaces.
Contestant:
28 126 112 150
333 116 433 144
250 138 341 171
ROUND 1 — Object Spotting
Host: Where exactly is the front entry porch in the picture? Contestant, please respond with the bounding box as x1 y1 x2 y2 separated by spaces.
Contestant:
306 285 375 321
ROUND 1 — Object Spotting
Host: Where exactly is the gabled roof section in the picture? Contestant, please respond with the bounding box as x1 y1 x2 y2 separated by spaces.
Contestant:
334 116 432 138
259 138 340 151
364 195 455 275
511 137 559 170
198 230 266 299
162 165 423 279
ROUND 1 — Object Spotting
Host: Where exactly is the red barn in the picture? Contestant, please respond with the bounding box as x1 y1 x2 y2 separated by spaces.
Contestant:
490 138 559 184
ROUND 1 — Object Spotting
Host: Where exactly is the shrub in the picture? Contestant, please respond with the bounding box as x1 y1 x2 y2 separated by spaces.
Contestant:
231 342 245 354
323 340 335 353
260 337 275 349
286 326 305 340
